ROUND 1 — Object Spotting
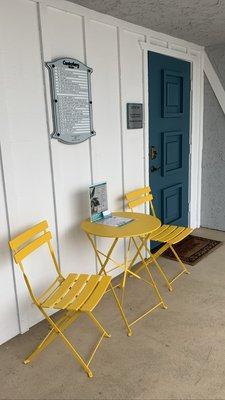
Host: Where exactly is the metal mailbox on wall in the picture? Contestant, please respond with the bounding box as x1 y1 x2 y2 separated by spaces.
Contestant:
46 57 95 144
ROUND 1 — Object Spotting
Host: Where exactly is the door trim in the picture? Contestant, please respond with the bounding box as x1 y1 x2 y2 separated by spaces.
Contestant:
140 41 204 228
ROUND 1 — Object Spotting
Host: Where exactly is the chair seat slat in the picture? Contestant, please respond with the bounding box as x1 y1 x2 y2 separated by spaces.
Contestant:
68 276 101 311
151 225 178 241
42 273 78 308
170 228 193 244
81 276 111 312
53 275 89 309
149 225 170 239
159 226 186 242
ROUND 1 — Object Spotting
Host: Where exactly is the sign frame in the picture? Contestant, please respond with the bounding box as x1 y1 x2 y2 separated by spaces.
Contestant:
127 103 143 129
46 57 96 144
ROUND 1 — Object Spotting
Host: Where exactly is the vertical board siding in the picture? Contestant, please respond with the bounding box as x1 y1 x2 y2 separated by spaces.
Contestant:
86 20 123 211
42 6 96 275
119 30 146 259
85 20 125 274
0 0 203 343
120 30 146 208
0 0 57 331
0 148 20 344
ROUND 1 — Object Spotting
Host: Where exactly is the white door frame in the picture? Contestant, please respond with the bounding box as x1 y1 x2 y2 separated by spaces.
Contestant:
140 40 204 228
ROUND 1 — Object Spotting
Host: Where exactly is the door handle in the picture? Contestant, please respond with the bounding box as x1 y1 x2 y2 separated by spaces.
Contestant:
151 165 161 172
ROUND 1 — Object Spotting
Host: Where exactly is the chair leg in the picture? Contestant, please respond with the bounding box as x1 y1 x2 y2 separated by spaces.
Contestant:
131 237 167 310
84 311 111 368
24 311 80 365
133 239 172 291
169 244 190 275
144 265 167 309
137 240 190 288
149 243 190 286
57 325 93 378
119 238 132 289
109 282 132 337
146 250 173 292
87 311 111 338
24 310 93 378
120 243 132 307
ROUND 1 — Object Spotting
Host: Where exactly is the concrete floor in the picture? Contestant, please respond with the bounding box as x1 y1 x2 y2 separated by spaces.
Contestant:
1 228 225 400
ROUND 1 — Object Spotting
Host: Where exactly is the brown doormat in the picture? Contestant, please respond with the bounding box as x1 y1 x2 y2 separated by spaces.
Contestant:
160 235 223 266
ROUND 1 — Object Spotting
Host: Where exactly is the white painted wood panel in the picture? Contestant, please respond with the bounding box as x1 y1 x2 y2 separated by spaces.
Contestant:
0 148 19 345
86 20 123 211
0 0 204 344
85 20 125 275
120 30 146 210
0 0 57 332
119 30 147 260
41 6 95 275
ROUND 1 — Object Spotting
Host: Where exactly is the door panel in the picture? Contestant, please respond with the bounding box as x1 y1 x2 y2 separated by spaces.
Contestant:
163 70 184 117
162 183 183 224
161 131 183 176
148 52 190 228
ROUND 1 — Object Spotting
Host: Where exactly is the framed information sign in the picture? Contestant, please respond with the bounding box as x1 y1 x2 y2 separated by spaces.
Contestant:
46 58 95 144
127 103 143 129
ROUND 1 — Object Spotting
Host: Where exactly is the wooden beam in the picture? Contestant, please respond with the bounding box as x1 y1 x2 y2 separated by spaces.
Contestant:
204 51 225 114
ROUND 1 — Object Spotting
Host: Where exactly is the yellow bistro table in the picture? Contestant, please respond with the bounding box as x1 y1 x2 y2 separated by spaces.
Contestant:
81 211 167 336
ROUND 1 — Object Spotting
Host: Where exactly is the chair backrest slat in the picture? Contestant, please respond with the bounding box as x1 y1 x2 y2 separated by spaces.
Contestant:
127 194 153 209
125 186 155 215
125 186 151 200
9 220 62 305
13 231 52 264
9 220 49 251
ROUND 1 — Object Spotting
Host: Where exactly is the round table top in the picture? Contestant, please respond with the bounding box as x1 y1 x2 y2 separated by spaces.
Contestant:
80 211 161 238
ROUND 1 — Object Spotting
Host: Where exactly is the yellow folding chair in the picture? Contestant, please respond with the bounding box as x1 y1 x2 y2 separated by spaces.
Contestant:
9 220 112 378
125 186 193 290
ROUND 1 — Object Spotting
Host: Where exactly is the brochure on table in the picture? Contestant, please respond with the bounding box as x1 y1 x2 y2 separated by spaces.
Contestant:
89 182 133 227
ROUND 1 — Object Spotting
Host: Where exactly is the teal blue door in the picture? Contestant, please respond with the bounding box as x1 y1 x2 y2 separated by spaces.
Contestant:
148 51 190 228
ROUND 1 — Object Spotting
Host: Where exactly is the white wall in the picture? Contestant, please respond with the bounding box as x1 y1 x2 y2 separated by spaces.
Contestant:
0 0 203 344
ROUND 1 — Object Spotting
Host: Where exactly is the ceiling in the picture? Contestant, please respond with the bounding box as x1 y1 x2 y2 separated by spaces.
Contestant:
67 0 225 47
